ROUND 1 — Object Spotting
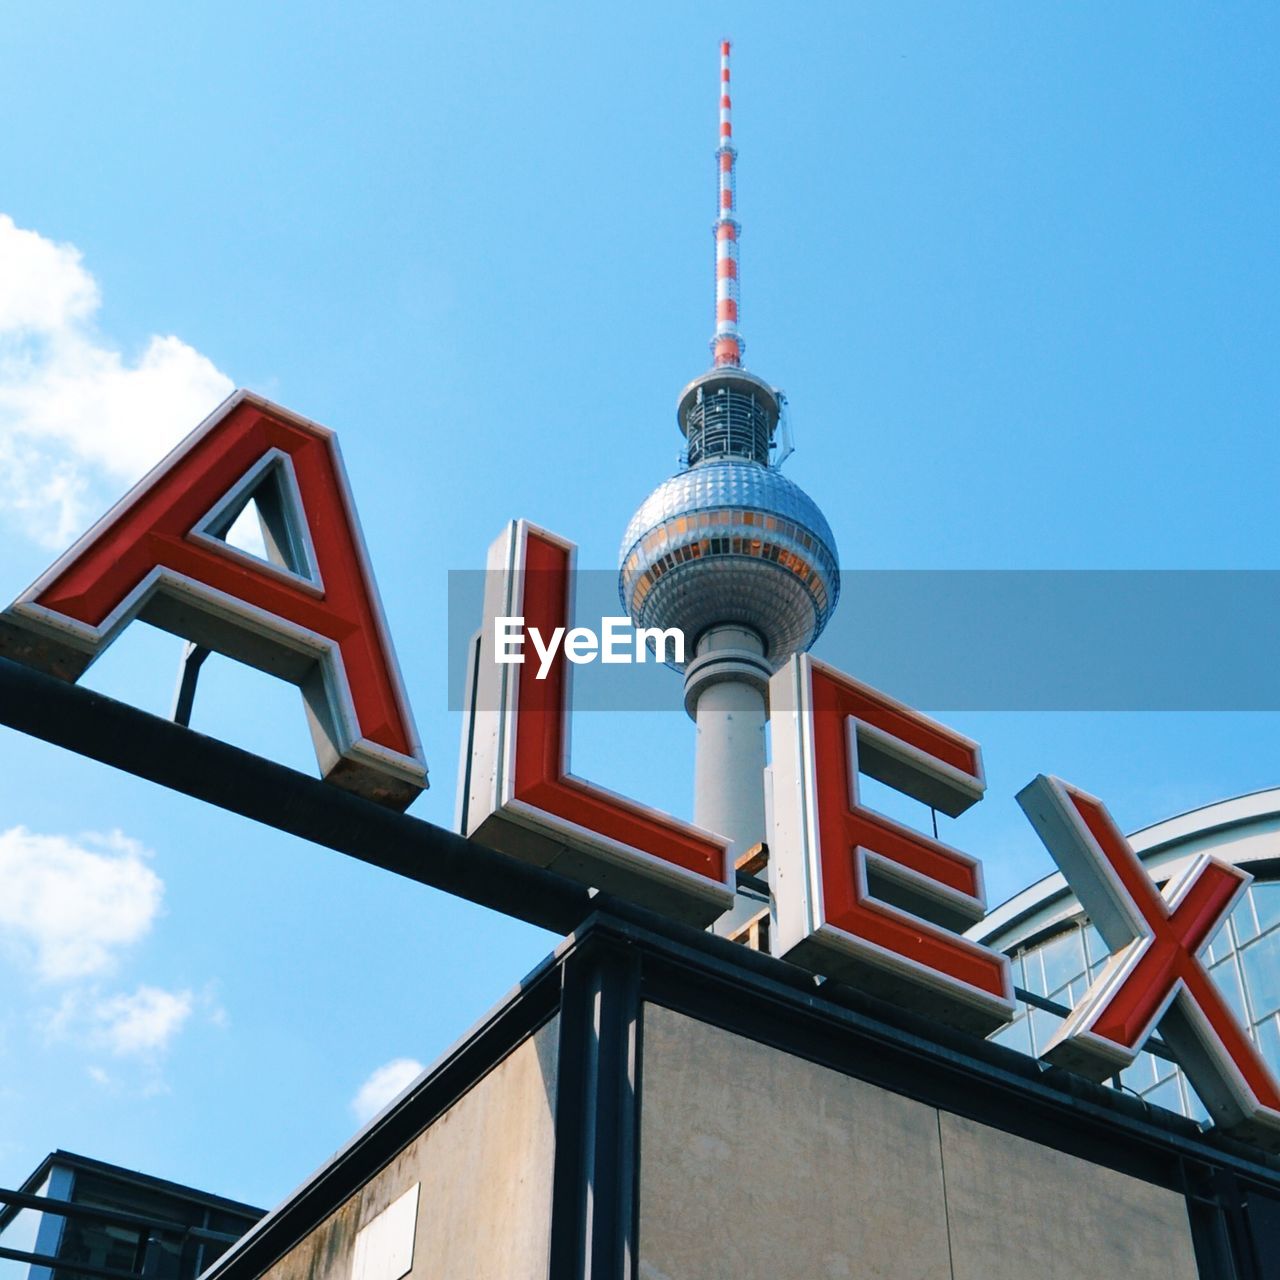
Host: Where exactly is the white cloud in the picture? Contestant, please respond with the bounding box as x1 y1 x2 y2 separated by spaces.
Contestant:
351 1057 424 1123
2 825 213 1082
0 216 99 333
44 984 193 1059
0 826 164 980
0 213 234 547
91 985 193 1055
199 982 230 1031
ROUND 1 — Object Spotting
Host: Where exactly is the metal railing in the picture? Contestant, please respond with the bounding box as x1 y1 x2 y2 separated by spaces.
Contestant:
685 385 772 465
0 1188 243 1280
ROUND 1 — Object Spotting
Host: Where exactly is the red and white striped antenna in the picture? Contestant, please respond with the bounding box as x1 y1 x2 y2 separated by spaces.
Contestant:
712 39 743 368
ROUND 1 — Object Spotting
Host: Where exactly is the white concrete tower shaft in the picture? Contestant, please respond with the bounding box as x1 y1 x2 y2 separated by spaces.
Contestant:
684 625 771 864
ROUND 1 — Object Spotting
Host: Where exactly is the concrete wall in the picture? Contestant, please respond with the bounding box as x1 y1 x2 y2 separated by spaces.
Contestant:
638 1004 1200 1280
256 1019 558 1280
939 1111 1199 1280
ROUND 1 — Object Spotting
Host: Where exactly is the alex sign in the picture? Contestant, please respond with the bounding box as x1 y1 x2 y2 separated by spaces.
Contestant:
3 392 1279 1150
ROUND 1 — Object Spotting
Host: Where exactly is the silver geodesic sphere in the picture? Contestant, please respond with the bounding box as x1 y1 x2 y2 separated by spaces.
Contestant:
618 459 840 671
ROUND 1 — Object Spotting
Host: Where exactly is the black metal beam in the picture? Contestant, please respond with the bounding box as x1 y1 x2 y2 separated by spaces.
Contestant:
1014 985 1178 1064
170 642 210 728
0 1244 148 1280
547 936 642 1280
0 1188 241 1242
0 656 593 935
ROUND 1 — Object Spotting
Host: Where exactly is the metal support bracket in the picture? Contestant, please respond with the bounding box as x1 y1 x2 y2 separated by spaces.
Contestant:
171 641 211 727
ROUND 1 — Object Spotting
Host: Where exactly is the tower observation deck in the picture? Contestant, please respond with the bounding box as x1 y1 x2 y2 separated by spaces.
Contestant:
618 41 840 933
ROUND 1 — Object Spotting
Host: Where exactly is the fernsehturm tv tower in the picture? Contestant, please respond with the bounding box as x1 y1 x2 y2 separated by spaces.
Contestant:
619 40 840 935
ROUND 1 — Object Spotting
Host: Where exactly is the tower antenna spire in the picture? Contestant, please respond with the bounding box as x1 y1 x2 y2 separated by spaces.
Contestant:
712 39 743 368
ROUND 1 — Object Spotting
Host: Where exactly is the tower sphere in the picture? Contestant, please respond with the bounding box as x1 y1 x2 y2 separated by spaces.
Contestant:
618 371 839 673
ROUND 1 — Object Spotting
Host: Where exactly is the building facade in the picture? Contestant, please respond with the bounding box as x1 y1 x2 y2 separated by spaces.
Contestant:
197 911 1280 1280
0 1151 262 1280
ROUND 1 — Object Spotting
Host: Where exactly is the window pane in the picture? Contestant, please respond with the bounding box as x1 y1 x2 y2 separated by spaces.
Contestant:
1028 1005 1063 1055
1253 883 1280 936
1211 954 1250 1027
1121 1051 1157 1094
1082 923 1107 969
991 1014 1033 1057
1020 947 1047 997
1039 928 1087 996
1143 1075 1184 1115
1255 1016 1280 1078
1240 929 1280 1021
1233 894 1260 946
1204 920 1230 967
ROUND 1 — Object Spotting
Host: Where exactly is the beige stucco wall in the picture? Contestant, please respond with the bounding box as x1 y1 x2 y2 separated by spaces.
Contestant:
638 1004 1200 1280
940 1111 1200 1280
256 1018 558 1280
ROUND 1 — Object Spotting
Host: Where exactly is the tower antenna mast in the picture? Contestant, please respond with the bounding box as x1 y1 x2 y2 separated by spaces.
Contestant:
712 39 743 368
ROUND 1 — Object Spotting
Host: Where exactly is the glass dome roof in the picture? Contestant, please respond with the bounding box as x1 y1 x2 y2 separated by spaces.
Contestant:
619 461 838 563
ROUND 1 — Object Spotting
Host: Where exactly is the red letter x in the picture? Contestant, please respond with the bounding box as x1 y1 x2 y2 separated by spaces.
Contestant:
1019 774 1280 1148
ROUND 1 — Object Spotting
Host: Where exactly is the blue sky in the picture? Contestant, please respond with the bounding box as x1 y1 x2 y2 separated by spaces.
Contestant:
0 1 1278 1217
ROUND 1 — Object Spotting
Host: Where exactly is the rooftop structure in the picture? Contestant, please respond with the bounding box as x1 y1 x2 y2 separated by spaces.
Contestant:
0 1150 263 1280
197 911 1280 1280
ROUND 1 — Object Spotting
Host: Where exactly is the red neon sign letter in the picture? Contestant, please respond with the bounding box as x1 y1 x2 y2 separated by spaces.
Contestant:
458 520 734 926
1019 775 1280 1147
0 391 425 810
770 655 1014 1034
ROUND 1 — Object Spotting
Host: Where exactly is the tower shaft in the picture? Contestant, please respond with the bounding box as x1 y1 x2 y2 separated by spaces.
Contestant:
684 626 771 904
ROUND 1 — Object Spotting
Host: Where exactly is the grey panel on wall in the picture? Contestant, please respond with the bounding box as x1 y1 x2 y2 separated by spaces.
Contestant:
638 1003 953 1280
939 1111 1200 1280
638 1004 1201 1280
